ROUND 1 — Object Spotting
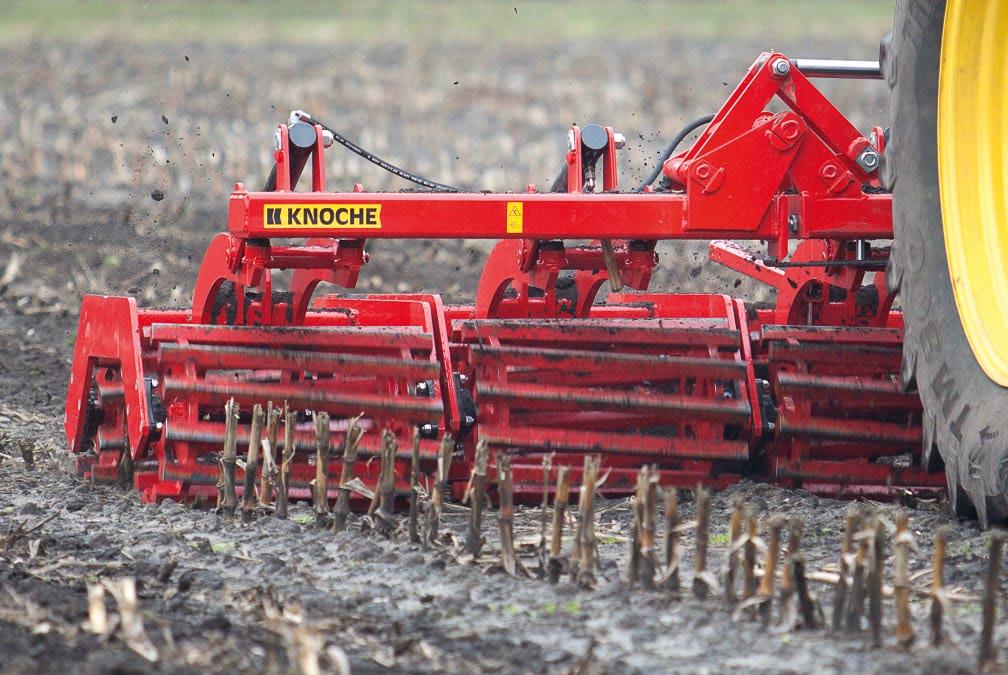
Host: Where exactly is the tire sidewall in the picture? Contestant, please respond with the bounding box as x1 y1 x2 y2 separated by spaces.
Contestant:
885 0 1008 523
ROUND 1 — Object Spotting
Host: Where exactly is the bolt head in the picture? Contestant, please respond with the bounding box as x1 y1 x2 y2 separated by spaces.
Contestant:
772 58 791 77
613 132 626 149
857 148 880 171
778 119 800 140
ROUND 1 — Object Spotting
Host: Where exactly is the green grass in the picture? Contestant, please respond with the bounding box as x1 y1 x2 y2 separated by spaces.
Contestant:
503 603 525 616
211 541 235 554
541 600 582 616
0 0 893 45
951 539 973 558
710 531 731 546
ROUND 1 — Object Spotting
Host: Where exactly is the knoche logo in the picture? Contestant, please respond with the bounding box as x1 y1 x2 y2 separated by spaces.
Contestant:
263 204 382 229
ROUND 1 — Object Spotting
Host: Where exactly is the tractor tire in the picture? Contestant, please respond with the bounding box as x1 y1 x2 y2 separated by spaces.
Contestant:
882 0 1008 525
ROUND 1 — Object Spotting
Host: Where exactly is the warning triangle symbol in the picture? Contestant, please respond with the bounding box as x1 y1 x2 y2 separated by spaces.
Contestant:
508 205 520 216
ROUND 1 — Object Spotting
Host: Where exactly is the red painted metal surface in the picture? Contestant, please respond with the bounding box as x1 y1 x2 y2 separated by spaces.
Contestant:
64 51 942 507
454 298 754 497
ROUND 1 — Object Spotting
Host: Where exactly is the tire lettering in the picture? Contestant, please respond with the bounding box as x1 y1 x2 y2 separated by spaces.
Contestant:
931 360 972 445
931 361 960 419
920 320 941 365
980 426 1000 443
950 403 970 445
967 445 982 481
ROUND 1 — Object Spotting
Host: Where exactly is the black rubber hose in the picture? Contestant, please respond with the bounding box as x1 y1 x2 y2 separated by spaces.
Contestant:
634 114 715 193
294 112 461 192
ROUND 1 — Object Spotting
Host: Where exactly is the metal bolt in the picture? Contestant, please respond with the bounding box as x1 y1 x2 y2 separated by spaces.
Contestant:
613 132 626 150
788 214 800 234
415 381 431 396
567 129 576 152
772 58 792 77
777 118 800 140
856 148 880 172
464 415 475 427
321 130 334 148
458 373 469 385
420 423 439 437
150 377 159 388
855 239 870 261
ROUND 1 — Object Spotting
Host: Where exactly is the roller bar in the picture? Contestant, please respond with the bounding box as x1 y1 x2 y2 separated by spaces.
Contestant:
792 59 882 80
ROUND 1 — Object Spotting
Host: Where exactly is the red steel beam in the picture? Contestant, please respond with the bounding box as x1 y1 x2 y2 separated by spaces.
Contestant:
227 189 890 242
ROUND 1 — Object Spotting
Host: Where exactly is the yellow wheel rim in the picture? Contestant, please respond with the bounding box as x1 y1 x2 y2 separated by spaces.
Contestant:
938 0 1008 386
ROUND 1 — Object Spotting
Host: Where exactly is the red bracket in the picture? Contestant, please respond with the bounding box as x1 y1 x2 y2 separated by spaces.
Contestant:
65 296 150 457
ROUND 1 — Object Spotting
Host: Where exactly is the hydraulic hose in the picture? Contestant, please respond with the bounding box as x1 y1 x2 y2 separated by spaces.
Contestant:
292 111 462 192
634 114 715 193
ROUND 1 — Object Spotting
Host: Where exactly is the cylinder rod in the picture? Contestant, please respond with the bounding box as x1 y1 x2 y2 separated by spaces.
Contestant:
792 59 882 80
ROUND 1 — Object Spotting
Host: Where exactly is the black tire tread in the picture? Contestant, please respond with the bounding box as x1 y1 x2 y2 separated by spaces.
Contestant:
884 0 1008 525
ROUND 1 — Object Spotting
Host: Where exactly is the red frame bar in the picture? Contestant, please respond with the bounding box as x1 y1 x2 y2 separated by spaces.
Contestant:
228 189 890 241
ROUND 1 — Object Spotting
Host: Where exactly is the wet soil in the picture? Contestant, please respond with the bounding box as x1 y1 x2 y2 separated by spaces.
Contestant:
0 393 996 674
0 38 997 675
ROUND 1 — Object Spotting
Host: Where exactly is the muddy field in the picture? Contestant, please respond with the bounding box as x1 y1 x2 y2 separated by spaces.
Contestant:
0 403 997 675
0 12 1002 675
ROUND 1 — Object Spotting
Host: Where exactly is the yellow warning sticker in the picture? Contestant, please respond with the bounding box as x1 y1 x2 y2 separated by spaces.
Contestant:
506 201 523 234
263 203 382 229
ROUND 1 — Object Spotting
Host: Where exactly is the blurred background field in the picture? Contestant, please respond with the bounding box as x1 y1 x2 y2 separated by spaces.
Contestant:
0 0 894 306
1 1 892 44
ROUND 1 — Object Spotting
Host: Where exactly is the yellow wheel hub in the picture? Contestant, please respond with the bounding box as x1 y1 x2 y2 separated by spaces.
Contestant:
938 0 1008 386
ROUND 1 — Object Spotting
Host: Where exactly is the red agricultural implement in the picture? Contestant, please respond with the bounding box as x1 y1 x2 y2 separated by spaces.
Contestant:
65 52 944 506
